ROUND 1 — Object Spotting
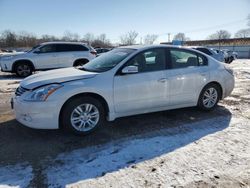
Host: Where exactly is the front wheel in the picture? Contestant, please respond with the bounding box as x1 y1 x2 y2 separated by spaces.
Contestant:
61 97 105 135
198 84 221 110
15 62 32 77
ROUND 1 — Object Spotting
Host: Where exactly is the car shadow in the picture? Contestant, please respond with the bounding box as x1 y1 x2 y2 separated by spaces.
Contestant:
0 105 232 187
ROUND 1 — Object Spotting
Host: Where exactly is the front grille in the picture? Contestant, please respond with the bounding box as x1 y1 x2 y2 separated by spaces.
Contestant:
15 86 29 96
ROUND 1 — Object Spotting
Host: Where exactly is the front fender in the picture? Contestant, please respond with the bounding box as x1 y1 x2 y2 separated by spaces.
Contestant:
47 80 115 123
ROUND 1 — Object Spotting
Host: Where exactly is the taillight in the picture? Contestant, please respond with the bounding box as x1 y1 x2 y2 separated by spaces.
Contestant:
90 51 97 56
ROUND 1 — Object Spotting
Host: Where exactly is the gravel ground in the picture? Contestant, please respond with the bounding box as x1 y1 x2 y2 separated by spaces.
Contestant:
0 59 249 188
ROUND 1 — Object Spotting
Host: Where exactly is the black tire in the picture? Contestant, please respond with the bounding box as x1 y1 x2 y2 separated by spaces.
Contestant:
229 56 234 63
198 83 221 111
73 59 89 67
61 96 105 135
15 62 33 77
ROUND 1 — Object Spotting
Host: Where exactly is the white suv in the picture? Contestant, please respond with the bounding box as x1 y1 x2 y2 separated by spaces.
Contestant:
12 45 234 135
0 42 96 77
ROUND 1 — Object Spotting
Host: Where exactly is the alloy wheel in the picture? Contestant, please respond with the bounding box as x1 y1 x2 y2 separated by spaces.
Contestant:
70 103 100 132
16 64 31 77
202 87 218 108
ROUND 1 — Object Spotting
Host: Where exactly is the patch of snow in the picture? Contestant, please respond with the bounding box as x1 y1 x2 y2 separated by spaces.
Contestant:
0 80 20 93
224 96 241 102
0 163 33 188
44 115 250 188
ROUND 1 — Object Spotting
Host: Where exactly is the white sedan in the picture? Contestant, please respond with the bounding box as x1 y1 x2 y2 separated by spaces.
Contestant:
12 45 235 135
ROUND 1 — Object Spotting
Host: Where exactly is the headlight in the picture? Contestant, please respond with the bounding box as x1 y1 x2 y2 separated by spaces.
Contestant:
24 84 63 101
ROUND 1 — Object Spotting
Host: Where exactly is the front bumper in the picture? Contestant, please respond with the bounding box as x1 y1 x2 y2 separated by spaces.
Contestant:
0 60 12 72
12 96 59 129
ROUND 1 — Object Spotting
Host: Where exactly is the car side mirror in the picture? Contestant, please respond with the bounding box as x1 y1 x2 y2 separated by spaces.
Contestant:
121 66 138 74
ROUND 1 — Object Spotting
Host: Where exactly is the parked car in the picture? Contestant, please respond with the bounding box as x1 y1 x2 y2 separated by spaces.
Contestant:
95 48 111 56
12 45 234 135
222 49 238 63
0 49 24 56
212 48 230 63
0 49 11 56
189 46 225 63
0 42 97 77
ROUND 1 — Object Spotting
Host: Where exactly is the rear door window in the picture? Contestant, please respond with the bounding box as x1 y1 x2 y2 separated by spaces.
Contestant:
198 55 208 66
56 44 89 52
169 49 201 69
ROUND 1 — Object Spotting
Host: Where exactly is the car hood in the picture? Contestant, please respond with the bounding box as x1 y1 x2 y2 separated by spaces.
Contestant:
21 67 98 89
0 52 26 58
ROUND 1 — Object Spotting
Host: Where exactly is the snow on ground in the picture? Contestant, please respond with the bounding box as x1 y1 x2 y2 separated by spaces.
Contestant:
0 80 20 94
0 71 20 96
0 59 250 187
45 116 250 188
0 163 33 188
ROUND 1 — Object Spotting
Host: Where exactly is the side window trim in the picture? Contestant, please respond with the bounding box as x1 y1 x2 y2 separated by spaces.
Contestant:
165 48 172 69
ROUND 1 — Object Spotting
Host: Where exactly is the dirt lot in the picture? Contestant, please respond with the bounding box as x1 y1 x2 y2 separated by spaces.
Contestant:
0 60 250 188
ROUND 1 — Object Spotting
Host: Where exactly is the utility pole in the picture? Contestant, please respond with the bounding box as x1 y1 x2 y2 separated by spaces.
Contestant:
168 33 171 43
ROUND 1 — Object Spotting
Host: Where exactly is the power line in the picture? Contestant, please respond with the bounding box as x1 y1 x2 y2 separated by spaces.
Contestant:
158 18 248 36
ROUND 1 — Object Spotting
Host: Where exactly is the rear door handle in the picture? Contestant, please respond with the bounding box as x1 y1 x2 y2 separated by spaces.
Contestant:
158 78 168 83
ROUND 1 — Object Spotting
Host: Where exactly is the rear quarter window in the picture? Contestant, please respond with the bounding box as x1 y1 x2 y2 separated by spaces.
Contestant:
71 45 89 51
198 55 208 66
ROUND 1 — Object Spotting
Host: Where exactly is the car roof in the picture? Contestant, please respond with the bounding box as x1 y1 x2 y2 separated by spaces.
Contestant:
185 46 210 49
118 44 208 54
40 41 88 45
118 44 186 50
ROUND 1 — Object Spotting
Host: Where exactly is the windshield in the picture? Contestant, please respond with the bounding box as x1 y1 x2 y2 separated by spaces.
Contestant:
80 48 135 72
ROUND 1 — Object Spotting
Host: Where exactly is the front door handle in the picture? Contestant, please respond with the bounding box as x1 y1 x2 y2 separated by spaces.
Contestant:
158 78 167 83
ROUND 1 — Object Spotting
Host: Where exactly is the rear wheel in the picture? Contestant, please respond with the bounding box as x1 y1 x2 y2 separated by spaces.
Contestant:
198 84 221 110
61 96 105 135
15 62 32 77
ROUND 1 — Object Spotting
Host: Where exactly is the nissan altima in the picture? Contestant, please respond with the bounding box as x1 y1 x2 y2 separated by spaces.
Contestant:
12 45 234 135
